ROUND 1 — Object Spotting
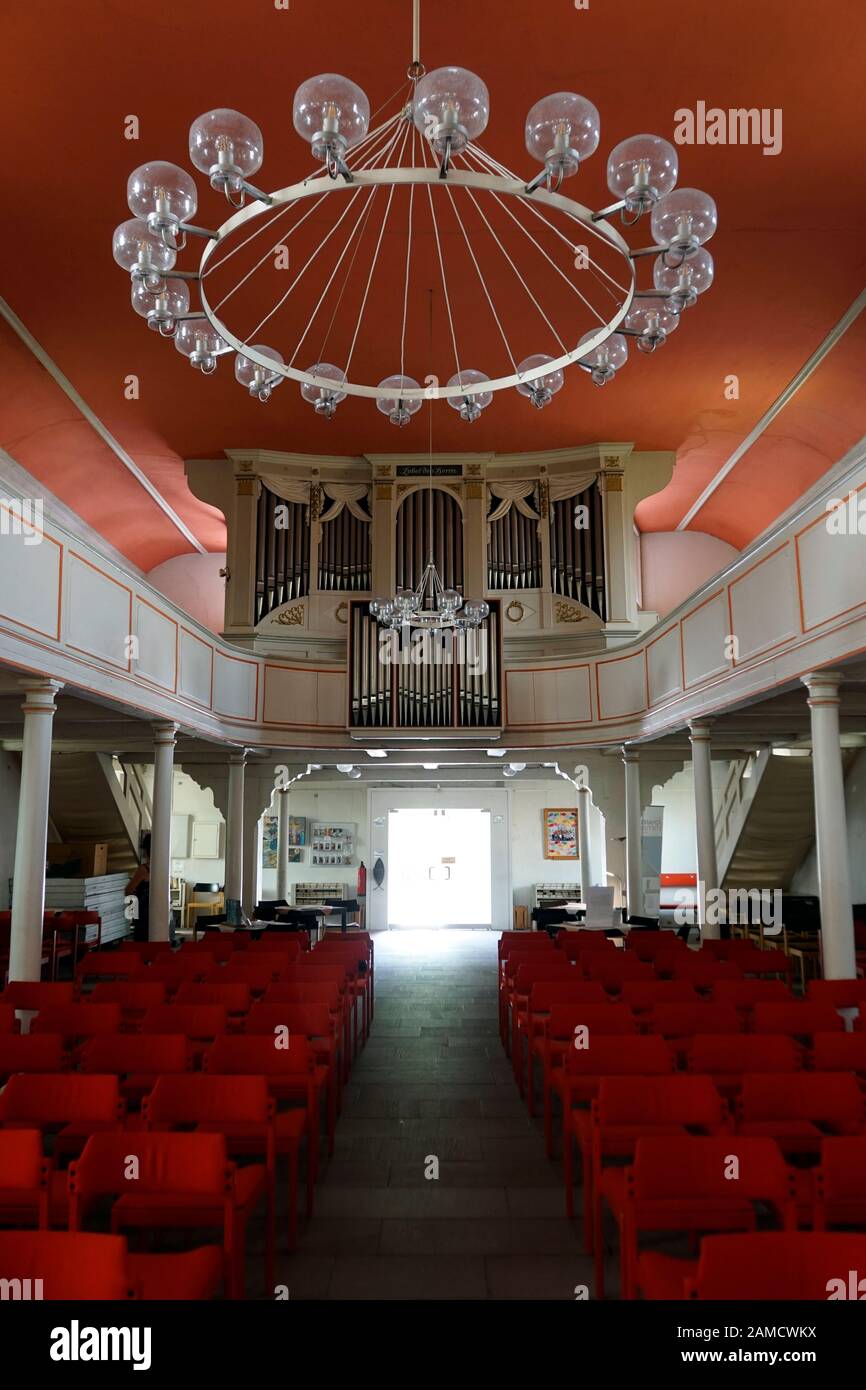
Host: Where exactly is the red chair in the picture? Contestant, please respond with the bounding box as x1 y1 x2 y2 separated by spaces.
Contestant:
31 1003 122 1048
76 952 142 982
1 982 75 1011
503 963 578 1057
204 1034 322 1213
737 1072 866 1153
68 1130 261 1299
624 931 687 961
0 1034 67 1082
80 1034 191 1102
581 957 655 989
143 1074 277 1264
530 1003 636 1117
711 979 793 1009
808 979 866 1009
183 936 237 962
115 942 174 963
0 1230 133 1299
752 1003 845 1040
738 947 794 978
0 1129 51 1228
599 1135 798 1298
513 981 607 1089
88 981 168 1020
209 964 285 998
811 1032 866 1079
687 1033 802 1096
146 954 216 990
577 1075 729 1263
813 1137 866 1230
246 1000 341 1132
140 1004 228 1058
638 1232 866 1301
0 1074 124 1155
645 1003 743 1060
175 982 252 1017
0 1005 17 1035
666 958 743 987
618 981 700 1012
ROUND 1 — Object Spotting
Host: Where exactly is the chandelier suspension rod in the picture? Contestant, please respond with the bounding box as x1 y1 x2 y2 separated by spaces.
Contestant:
399 125 417 383
411 0 423 77
344 180 400 378
443 180 518 372
292 182 383 368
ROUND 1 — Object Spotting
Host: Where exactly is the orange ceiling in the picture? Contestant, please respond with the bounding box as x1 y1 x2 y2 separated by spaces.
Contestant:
2 0 865 569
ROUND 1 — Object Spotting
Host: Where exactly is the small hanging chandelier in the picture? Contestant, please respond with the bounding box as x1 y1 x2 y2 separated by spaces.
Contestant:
370 560 489 631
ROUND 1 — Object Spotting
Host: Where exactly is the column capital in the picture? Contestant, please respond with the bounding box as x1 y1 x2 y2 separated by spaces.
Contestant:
621 745 640 764
802 669 843 705
18 679 63 713
228 748 250 767
688 720 714 742
152 721 179 746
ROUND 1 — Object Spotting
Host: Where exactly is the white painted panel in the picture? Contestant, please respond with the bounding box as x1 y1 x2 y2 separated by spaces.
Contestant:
134 600 176 691
730 545 797 659
0 523 61 639
262 665 316 726
66 553 131 668
505 672 534 725
316 671 347 728
682 591 728 688
533 671 559 725
214 652 257 720
597 652 645 719
647 625 681 705
798 511 866 632
554 666 592 724
179 630 212 707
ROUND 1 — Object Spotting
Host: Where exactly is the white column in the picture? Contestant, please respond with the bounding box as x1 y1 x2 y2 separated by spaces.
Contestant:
803 671 856 978
577 783 593 902
225 751 246 922
149 722 178 942
276 788 290 901
242 798 261 918
8 680 63 982
623 747 642 919
689 721 720 939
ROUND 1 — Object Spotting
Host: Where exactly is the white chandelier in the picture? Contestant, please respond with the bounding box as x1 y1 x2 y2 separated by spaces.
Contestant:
111 0 717 421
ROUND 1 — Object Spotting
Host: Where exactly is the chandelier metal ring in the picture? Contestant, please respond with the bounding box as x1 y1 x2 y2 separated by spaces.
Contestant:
197 167 636 403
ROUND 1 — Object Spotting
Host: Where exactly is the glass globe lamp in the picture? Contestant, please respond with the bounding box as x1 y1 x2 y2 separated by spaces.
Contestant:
174 318 225 373
624 297 679 352
606 134 678 212
300 362 347 418
654 248 714 310
130 277 189 335
577 330 628 385
112 218 176 287
516 353 565 409
293 74 370 165
413 67 489 157
376 375 423 427
235 345 284 402
127 162 197 239
447 369 492 422
189 109 263 196
524 92 600 182
651 188 717 262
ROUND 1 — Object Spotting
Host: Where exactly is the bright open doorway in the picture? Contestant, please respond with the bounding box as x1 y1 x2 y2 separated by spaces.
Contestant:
387 808 492 928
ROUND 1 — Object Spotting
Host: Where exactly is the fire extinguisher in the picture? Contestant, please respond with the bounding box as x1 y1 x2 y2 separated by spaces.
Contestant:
357 861 367 899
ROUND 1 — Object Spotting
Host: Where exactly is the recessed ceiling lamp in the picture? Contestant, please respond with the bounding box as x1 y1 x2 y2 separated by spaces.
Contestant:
366 749 388 758
111 2 717 408
503 761 527 778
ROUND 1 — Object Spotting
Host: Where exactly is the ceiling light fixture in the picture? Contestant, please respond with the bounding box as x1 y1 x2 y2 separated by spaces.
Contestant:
111 2 717 409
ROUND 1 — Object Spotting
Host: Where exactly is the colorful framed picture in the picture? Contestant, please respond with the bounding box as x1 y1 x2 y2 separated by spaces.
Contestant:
288 846 304 864
289 816 306 847
543 807 579 859
261 814 279 869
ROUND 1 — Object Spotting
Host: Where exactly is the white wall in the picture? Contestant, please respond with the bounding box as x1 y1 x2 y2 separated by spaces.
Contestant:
146 553 227 633
171 771 225 887
640 531 739 617
0 751 21 910
260 785 369 902
651 761 731 877
509 781 606 911
791 748 866 904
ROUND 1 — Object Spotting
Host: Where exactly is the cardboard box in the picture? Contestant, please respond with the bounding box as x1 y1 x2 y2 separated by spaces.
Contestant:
46 842 109 877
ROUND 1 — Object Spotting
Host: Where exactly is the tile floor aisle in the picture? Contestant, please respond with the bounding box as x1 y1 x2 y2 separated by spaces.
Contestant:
279 928 609 1300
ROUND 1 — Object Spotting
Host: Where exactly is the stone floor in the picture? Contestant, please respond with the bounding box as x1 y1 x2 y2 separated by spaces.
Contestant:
273 927 612 1300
